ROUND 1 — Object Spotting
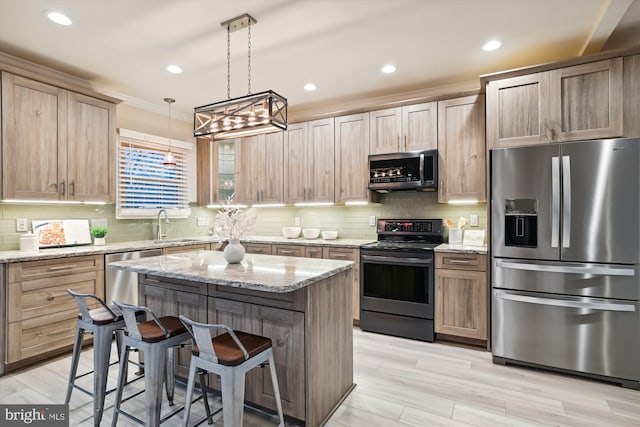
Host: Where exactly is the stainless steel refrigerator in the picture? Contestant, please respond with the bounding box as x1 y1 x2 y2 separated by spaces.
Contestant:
491 137 640 389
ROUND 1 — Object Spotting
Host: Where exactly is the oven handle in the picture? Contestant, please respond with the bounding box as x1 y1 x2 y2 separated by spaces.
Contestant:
362 254 432 266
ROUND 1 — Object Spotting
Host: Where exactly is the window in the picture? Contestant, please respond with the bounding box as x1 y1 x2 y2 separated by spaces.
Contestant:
117 129 193 218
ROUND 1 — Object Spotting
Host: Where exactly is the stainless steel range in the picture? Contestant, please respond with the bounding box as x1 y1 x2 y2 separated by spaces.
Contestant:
360 219 443 342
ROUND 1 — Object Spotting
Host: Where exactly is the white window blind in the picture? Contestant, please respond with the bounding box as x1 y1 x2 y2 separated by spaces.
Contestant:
117 129 192 218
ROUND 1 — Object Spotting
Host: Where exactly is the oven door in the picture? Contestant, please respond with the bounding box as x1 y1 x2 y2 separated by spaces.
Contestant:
360 252 434 319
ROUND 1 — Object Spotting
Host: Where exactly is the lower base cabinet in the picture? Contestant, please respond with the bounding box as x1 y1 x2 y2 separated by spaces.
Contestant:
434 252 487 341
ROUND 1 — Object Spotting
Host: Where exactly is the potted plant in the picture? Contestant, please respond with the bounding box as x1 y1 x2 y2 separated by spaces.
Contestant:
90 226 109 246
213 196 256 263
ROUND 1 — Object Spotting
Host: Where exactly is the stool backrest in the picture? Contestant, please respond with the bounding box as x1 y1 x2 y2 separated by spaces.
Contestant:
112 301 168 340
179 315 249 364
67 289 117 322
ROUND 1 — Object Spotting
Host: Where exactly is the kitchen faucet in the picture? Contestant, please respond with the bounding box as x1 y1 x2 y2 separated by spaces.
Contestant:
157 208 169 241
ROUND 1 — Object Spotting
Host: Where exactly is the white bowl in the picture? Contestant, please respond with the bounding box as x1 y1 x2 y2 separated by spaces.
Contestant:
282 227 301 239
302 228 321 239
322 230 338 240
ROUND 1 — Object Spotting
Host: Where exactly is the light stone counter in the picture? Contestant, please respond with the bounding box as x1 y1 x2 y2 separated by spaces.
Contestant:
244 235 374 248
435 243 488 254
108 250 354 293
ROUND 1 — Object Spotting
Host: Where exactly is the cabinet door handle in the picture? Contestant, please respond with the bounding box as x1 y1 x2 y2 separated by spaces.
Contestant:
308 188 312 200
48 327 73 336
48 265 77 271
331 253 349 258
279 250 295 255
46 292 69 301
276 331 290 347
60 180 66 196
445 259 472 264
70 180 75 196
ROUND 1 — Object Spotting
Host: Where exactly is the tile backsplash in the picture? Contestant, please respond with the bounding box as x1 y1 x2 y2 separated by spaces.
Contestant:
0 192 487 251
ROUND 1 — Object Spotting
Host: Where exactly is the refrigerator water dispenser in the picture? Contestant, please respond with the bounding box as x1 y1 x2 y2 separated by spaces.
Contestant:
504 199 537 247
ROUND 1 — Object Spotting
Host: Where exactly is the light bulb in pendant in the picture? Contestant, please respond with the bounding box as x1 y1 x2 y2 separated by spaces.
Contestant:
163 148 177 167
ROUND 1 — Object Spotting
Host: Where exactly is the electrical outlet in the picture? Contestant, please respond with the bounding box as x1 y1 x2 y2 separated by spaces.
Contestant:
294 216 301 226
368 215 376 227
16 218 28 232
470 214 479 227
197 217 209 226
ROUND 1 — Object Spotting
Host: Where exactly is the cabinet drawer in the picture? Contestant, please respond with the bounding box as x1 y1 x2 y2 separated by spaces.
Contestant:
8 270 103 322
274 245 305 258
244 243 272 255
436 253 487 271
162 244 210 255
7 308 83 363
322 247 356 261
9 255 104 282
305 246 323 258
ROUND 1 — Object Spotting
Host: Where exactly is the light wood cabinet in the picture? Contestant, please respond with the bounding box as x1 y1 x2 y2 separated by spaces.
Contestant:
322 247 360 322
437 94 486 203
487 58 623 148
305 246 323 258
1 72 116 202
6 255 104 366
334 113 371 203
244 242 273 255
236 132 284 205
274 244 306 258
285 118 335 204
435 252 487 341
369 102 437 154
196 139 238 206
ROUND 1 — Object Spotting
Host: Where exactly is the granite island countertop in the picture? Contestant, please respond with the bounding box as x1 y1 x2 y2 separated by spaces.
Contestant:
108 250 355 293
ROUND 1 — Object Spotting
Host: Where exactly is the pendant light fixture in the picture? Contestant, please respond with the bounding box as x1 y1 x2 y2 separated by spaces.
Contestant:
163 97 177 167
193 13 287 140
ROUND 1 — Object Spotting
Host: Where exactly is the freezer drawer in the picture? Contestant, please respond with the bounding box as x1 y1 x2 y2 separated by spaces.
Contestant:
492 289 640 385
493 258 640 300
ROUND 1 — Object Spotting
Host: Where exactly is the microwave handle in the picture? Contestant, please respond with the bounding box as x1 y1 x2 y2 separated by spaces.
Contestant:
419 153 424 182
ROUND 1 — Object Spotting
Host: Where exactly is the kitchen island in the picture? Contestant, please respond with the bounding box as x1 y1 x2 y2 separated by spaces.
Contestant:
109 250 355 426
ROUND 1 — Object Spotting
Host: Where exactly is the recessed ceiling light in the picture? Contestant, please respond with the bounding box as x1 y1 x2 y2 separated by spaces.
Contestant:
166 64 183 74
483 40 502 51
304 83 317 91
45 10 72 26
381 64 396 74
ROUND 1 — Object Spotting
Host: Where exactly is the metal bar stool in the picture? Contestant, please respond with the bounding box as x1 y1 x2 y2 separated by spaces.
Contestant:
65 289 143 426
111 301 211 427
179 314 285 427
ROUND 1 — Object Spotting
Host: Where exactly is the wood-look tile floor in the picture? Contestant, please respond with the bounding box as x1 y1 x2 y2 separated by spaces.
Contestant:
1 328 639 426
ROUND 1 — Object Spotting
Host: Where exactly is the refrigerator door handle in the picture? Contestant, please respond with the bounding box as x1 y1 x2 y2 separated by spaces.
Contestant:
562 155 571 248
551 156 560 248
495 260 635 276
494 290 636 312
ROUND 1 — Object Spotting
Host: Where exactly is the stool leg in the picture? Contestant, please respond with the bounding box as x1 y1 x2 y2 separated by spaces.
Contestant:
267 353 285 427
65 324 85 405
220 369 245 427
92 327 113 426
198 370 213 425
181 358 198 427
111 344 130 427
145 344 166 427
114 329 128 384
165 347 175 405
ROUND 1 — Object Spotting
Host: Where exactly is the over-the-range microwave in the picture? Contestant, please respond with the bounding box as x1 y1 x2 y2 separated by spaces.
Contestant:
368 149 438 193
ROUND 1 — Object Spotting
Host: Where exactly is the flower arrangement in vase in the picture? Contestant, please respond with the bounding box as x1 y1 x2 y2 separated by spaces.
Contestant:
90 226 109 246
213 196 256 263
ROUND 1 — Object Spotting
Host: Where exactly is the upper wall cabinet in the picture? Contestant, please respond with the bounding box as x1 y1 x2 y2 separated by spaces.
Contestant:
196 139 238 206
235 131 284 205
437 94 486 203
1 72 116 202
334 113 371 203
487 58 623 149
285 118 335 204
369 102 437 154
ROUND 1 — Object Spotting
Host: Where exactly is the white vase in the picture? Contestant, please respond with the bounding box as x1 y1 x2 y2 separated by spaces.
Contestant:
223 239 245 264
94 237 106 246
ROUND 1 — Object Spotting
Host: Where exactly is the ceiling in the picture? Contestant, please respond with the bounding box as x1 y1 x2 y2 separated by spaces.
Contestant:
0 0 639 122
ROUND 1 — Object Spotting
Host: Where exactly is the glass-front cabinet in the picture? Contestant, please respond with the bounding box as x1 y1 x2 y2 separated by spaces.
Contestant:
196 138 238 205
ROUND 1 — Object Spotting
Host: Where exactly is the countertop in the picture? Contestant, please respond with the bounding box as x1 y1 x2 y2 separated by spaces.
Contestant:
0 235 375 263
434 244 488 254
109 250 355 293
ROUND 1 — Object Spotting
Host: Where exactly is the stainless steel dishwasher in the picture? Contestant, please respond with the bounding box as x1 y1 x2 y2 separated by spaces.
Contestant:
105 249 163 306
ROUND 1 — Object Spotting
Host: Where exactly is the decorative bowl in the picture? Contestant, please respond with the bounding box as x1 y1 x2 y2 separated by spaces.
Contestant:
322 230 338 240
282 227 301 239
302 228 321 239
